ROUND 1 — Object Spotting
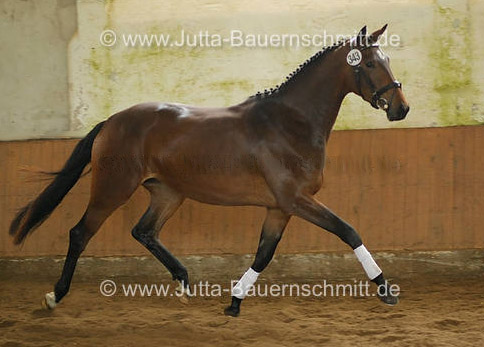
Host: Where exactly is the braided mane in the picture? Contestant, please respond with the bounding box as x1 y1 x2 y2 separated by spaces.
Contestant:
252 38 347 100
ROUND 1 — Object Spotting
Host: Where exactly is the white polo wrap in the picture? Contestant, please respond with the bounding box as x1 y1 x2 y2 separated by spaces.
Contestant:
232 267 260 299
354 245 382 280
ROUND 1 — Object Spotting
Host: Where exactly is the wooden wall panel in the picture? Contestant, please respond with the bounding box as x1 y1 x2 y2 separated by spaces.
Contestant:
1 126 483 257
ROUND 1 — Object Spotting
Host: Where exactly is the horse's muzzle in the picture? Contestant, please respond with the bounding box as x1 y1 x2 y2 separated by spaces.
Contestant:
387 104 410 121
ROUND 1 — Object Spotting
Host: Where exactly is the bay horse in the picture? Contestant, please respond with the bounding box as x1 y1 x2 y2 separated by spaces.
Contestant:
9 25 409 316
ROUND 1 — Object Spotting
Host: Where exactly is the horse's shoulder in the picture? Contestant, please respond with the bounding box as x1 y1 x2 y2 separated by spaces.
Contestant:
245 99 312 140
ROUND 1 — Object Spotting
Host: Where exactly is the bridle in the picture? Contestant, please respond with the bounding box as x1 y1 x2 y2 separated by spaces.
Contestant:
353 44 402 110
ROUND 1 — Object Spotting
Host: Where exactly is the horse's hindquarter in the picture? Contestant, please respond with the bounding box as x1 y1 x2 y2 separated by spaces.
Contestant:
145 103 278 206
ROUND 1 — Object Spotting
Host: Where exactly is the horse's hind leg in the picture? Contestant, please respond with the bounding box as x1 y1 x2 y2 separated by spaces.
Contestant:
225 208 290 317
44 166 140 309
131 179 188 290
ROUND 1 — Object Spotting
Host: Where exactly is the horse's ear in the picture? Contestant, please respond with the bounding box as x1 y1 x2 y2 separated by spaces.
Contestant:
368 24 388 44
356 25 367 45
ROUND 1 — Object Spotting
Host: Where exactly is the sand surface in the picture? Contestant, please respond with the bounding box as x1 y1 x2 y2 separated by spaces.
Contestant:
1 274 483 346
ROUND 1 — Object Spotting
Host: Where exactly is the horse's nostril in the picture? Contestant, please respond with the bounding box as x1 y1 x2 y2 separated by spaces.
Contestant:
400 104 409 117
389 104 409 121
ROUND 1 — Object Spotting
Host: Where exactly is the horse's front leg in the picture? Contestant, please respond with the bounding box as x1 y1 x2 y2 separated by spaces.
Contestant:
224 208 290 317
291 194 398 305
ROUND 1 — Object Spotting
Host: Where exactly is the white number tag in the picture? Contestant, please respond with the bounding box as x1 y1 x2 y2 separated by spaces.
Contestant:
346 49 362 66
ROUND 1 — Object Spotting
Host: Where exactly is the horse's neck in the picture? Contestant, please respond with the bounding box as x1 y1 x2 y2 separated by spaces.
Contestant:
278 53 348 140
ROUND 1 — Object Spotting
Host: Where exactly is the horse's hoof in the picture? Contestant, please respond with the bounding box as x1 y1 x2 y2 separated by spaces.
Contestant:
175 282 191 304
377 293 399 306
42 292 57 310
178 295 189 304
224 305 240 317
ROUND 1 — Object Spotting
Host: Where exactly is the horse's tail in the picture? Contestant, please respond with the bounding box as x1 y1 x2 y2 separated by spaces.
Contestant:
9 121 106 245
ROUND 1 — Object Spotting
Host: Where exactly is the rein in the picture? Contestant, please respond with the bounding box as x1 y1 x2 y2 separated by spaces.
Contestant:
353 45 401 110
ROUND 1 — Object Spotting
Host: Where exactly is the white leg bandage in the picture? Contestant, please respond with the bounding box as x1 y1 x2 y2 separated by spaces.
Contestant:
354 245 382 280
232 267 260 299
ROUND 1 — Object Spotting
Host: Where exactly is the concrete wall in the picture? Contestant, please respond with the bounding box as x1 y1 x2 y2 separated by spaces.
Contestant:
1 0 484 140
0 0 77 140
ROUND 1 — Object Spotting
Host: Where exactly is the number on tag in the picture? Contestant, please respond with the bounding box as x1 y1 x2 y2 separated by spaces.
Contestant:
346 49 362 66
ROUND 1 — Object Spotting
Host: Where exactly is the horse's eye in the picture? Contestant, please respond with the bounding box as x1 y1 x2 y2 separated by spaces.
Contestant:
366 61 375 68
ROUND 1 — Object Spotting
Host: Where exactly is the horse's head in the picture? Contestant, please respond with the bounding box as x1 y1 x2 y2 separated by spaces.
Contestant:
345 25 409 121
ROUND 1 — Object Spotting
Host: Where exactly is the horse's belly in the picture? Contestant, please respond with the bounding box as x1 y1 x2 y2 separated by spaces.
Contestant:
160 170 277 207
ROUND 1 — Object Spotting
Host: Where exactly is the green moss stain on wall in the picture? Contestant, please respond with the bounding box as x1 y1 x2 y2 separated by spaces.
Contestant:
84 0 116 128
71 0 484 134
431 0 480 126
87 48 113 123
119 25 210 104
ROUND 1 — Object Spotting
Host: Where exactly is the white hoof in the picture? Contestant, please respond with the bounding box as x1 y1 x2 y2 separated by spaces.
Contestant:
175 282 191 304
43 292 57 310
178 294 189 304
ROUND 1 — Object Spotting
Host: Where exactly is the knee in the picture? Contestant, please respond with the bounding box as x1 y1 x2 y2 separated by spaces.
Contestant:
131 227 148 244
132 226 157 246
262 230 283 244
